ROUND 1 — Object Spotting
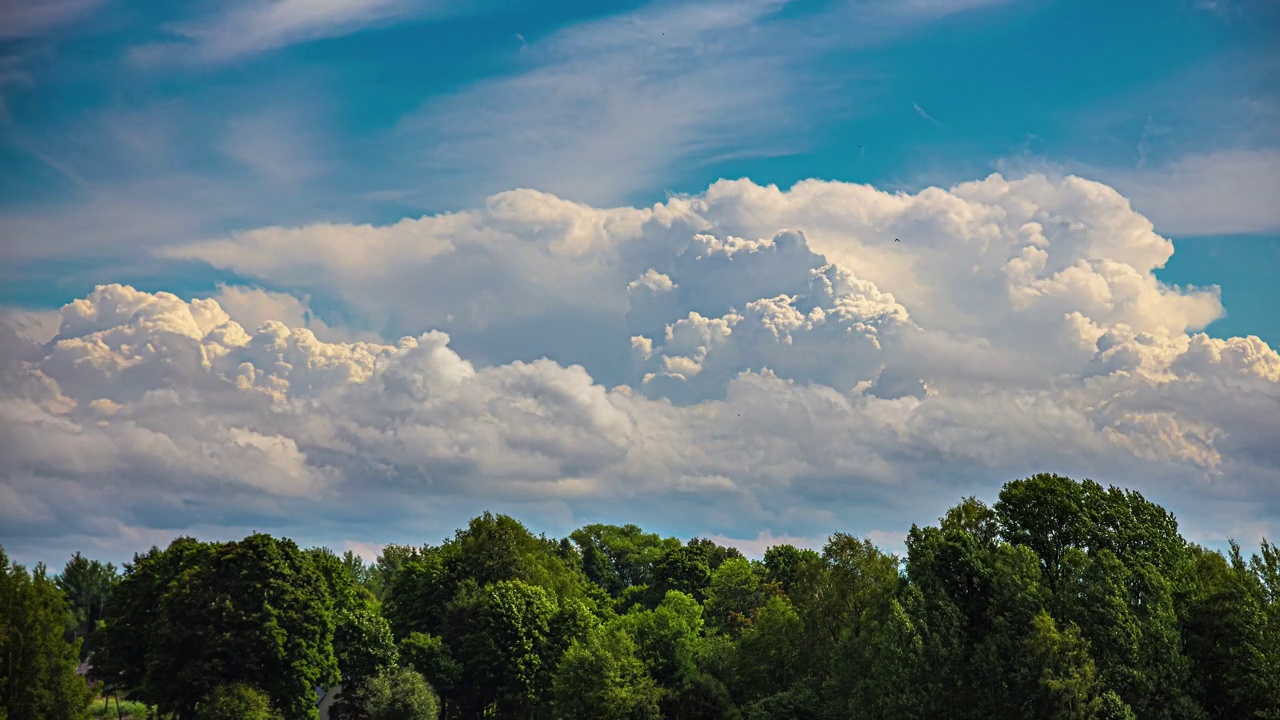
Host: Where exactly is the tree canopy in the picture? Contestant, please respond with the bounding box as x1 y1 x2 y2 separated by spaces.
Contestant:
0 548 95 720
10 472 1275 720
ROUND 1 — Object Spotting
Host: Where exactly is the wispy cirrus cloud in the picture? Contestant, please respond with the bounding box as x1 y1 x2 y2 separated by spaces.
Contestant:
389 0 1020 207
130 0 466 64
0 0 106 40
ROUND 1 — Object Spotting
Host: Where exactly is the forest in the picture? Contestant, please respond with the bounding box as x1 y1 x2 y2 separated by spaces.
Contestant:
2 473 1278 720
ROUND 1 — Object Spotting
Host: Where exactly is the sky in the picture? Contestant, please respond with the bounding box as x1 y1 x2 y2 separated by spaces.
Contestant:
1 0 1278 567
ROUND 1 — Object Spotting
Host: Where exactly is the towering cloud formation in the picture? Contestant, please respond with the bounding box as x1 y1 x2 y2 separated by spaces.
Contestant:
3 174 1278 560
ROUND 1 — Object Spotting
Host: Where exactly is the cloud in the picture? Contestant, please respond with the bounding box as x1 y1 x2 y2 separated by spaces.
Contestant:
0 0 105 40
704 530 830 559
130 0 456 64
997 150 1280 237
0 95 362 272
0 308 61 344
3 172 1279 565
389 0 1018 207
913 102 946 128
392 0 807 207
1083 149 1280 236
210 284 380 343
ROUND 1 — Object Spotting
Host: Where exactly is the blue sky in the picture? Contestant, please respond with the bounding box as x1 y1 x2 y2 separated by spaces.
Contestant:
1 0 1278 565
3 0 1278 341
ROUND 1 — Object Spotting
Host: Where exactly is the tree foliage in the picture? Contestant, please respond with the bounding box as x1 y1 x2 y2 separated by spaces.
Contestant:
54 551 117 657
97 534 339 720
363 667 439 720
35 473 1280 720
195 683 282 720
551 623 662 719
0 548 95 720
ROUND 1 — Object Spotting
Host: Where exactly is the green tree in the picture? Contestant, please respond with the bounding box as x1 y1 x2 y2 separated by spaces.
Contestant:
551 623 662 719
307 547 361 614
1245 539 1280 718
55 552 117 657
386 514 600 643
335 607 399 687
647 546 712 606
732 595 804 705
762 545 821 598
0 548 95 720
685 538 745 573
1020 611 1104 720
670 674 740 720
569 524 681 598
195 683 282 720
837 594 926 719
341 551 372 587
1179 543 1273 719
98 534 339 720
332 607 399 718
444 579 590 717
364 667 439 720
791 532 899 681
940 497 1000 550
617 591 705 690
368 544 425 602
398 633 462 716
704 558 766 636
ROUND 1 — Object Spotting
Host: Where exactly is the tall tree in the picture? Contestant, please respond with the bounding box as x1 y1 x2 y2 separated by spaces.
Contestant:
55 552 117 656
569 524 681 598
647 545 713 606
762 545 821 598
442 579 593 718
704 558 769 636
551 623 662 719
617 590 705 692
332 606 400 718
98 534 340 720
0 548 95 720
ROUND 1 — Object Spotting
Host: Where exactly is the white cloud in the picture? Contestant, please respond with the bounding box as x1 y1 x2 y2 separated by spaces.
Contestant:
131 0 453 64
210 284 380 343
389 0 1018 207
1001 149 1280 237
3 173 1279 565
704 529 831 559
219 111 327 185
1088 149 1280 236
0 308 61 344
0 0 105 39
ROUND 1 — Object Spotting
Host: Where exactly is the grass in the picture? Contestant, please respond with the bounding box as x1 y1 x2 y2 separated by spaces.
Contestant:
88 697 152 719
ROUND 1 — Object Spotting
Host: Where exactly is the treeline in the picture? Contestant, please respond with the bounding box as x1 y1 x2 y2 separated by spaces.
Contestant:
3 473 1279 719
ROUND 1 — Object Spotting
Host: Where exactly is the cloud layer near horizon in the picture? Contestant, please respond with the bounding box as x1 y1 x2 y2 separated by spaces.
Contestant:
3 173 1279 563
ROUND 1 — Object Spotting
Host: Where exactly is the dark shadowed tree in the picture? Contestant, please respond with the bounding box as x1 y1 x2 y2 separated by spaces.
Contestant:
195 683 282 720
569 524 681 598
98 534 339 720
364 667 439 720
0 547 95 720
55 551 117 657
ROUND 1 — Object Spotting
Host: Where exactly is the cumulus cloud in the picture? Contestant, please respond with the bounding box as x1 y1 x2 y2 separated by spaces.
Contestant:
3 173 1279 564
1001 149 1280 236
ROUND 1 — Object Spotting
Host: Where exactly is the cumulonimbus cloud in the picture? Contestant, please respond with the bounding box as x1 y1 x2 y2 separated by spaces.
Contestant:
3 173 1278 563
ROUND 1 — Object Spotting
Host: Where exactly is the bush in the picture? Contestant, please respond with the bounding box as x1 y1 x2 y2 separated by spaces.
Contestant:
89 698 152 719
365 668 439 720
194 683 282 720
